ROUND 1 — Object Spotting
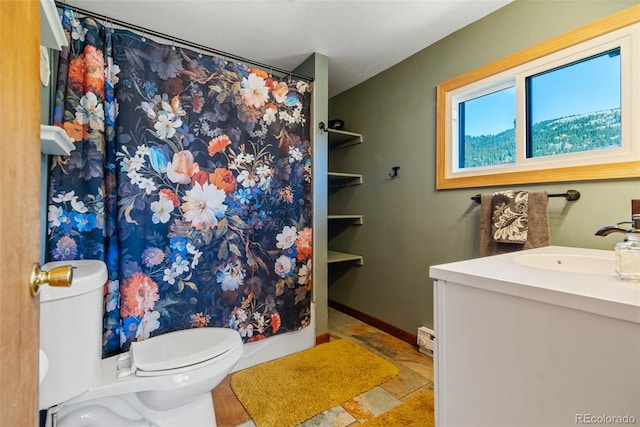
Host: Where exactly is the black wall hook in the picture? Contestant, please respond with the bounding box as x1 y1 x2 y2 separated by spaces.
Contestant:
318 122 329 133
389 166 400 179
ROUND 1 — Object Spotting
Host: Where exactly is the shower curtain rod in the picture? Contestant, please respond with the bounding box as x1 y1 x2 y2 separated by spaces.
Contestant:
53 1 315 82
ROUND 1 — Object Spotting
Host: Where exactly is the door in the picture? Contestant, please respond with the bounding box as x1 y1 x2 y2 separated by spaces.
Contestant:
0 1 43 426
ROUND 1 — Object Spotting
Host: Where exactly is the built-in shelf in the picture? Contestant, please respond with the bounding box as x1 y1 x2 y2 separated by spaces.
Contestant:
328 214 363 225
328 172 363 187
327 250 364 266
41 125 74 155
328 129 363 150
40 0 67 50
327 128 364 269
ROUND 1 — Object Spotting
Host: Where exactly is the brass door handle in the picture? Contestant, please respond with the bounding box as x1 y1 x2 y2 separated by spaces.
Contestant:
30 263 73 296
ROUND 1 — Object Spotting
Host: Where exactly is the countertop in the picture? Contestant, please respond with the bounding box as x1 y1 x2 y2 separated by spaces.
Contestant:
429 245 640 324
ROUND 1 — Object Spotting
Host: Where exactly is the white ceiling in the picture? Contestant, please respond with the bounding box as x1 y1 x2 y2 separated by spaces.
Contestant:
65 0 513 97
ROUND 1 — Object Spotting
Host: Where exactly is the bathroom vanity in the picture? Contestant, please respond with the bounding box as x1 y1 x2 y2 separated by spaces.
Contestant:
429 246 640 426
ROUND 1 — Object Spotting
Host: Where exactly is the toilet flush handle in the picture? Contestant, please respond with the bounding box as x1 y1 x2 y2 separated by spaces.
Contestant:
29 263 73 296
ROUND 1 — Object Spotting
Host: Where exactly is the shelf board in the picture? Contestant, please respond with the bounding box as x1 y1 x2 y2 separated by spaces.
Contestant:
328 250 364 265
328 129 363 150
40 0 68 50
41 125 74 155
328 214 363 225
328 172 363 187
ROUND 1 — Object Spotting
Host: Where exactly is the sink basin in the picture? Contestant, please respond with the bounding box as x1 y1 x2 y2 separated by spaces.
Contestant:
514 253 615 275
39 349 49 385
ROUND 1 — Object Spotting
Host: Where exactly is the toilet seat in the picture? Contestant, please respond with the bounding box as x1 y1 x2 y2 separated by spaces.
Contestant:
120 328 241 377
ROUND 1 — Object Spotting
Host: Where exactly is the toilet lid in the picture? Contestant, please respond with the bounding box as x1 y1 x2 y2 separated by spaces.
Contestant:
130 328 240 374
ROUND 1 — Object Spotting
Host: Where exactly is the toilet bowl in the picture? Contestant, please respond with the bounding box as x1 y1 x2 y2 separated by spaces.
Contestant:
39 260 243 427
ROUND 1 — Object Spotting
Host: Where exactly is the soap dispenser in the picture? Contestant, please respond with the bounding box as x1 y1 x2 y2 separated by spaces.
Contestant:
615 216 640 280
595 213 640 280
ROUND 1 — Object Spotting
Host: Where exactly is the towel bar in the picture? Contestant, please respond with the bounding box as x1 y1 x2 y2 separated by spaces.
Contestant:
471 190 580 204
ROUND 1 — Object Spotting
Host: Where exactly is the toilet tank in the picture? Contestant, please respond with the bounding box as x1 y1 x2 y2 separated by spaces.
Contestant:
39 260 107 410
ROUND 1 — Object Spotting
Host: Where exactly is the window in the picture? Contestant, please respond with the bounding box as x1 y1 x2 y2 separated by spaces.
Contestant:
436 6 640 189
526 49 621 159
457 84 516 169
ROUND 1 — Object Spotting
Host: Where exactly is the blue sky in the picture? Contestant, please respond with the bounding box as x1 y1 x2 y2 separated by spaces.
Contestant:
463 49 621 136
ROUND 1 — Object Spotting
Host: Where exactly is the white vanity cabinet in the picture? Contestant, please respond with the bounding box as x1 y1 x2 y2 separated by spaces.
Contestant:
429 246 640 427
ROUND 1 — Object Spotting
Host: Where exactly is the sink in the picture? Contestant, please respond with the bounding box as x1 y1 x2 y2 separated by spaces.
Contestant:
514 253 615 274
39 349 49 385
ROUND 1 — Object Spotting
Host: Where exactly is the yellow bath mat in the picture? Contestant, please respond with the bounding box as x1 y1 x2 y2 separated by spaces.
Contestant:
364 390 435 427
230 338 399 427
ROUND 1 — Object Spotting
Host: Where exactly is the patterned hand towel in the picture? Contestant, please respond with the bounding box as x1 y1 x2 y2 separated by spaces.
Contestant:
491 190 529 244
479 191 550 257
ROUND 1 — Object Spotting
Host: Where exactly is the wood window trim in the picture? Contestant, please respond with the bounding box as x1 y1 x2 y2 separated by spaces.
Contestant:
436 4 640 190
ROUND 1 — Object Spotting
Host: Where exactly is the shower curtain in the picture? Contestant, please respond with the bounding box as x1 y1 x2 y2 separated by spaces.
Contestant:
46 8 313 357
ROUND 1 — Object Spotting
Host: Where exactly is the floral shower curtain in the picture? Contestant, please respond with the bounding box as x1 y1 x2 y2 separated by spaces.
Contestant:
47 8 313 357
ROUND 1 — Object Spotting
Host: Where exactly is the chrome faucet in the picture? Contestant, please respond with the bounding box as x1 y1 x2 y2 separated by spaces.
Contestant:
595 214 640 236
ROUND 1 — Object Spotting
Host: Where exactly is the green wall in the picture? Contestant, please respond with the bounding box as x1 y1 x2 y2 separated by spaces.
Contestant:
294 53 330 339
327 0 640 334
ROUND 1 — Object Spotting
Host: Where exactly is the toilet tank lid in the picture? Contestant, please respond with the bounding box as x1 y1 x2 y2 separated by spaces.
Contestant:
40 260 108 302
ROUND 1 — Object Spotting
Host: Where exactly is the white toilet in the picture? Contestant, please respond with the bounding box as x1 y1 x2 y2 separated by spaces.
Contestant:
39 260 244 427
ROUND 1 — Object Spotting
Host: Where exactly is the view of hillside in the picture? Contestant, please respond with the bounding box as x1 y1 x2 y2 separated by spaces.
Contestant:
462 108 621 168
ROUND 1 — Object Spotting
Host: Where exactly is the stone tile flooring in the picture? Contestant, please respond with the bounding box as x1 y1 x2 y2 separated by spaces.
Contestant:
212 307 434 427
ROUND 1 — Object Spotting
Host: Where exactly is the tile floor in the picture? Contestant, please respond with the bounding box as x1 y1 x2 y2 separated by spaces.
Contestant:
211 307 434 427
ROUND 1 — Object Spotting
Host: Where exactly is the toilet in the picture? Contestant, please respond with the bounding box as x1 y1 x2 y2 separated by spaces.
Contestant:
39 260 244 427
